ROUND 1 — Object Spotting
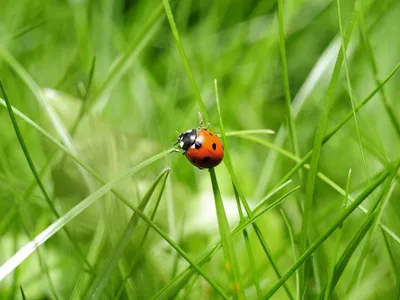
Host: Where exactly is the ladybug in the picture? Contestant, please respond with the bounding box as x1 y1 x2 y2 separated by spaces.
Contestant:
175 126 224 169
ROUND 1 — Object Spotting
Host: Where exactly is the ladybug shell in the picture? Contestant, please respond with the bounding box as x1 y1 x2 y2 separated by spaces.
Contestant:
185 129 224 169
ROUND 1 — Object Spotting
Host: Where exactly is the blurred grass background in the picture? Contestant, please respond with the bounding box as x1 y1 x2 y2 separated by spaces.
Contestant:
1 0 400 299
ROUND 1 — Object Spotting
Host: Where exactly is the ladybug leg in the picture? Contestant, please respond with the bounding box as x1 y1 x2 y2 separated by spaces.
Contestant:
205 122 210 129
170 148 183 154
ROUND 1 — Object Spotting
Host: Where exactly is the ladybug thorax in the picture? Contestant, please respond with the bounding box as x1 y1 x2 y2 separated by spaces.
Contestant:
178 129 197 151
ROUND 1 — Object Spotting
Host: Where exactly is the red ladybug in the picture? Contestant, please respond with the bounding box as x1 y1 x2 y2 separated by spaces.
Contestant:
176 127 224 169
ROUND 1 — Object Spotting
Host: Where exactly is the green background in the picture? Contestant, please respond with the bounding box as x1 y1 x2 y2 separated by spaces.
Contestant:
1 0 400 299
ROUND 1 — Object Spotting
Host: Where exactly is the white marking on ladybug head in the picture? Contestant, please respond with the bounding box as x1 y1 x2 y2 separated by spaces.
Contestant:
196 135 204 144
179 141 184 147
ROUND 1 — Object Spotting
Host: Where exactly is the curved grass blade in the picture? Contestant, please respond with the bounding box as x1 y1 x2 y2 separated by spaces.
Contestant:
0 81 95 276
86 169 170 299
317 178 394 299
323 169 351 300
20 285 27 300
337 0 370 183
299 2 358 292
263 159 400 299
238 134 400 244
209 167 244 298
0 148 170 282
88 3 165 113
280 209 300 300
358 3 400 137
115 172 169 299
162 0 209 123
232 186 300 236
277 0 301 170
0 48 75 153
351 182 396 289
255 36 341 200
151 180 296 299
214 79 294 299
233 184 262 298
266 61 400 193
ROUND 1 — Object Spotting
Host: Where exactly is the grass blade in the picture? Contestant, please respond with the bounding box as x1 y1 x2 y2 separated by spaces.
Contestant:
88 3 165 113
234 187 263 298
277 0 301 168
280 209 300 300
115 170 169 299
152 181 296 299
20 285 27 300
162 0 209 123
323 169 351 300
351 182 396 289
0 81 95 276
358 2 400 137
0 148 170 281
337 0 370 183
299 2 358 292
209 168 244 298
318 177 394 299
232 186 300 236
263 159 400 299
214 79 294 299
86 169 170 299
238 134 400 244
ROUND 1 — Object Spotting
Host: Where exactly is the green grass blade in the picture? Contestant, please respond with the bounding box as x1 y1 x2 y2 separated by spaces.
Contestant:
10 19 47 41
0 148 170 281
115 171 169 299
214 79 294 299
323 61 400 142
232 186 300 236
233 184 262 298
262 61 400 192
152 180 296 299
87 3 164 113
352 182 396 289
358 2 400 137
0 81 95 276
280 209 300 300
209 168 244 298
20 285 27 300
263 159 400 299
162 0 209 123
239 134 400 244
337 0 370 182
382 229 400 278
86 169 170 299
0 48 75 152
321 211 378 299
299 3 358 292
277 0 301 166
254 36 341 200
323 169 351 300
318 177 394 299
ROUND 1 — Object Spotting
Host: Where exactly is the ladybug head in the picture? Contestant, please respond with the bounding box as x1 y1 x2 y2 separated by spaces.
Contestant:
176 129 197 151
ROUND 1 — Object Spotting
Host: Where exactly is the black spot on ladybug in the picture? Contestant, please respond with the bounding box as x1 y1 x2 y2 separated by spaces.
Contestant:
195 141 202 150
203 156 210 162
209 132 213 136
222 145 224 150
212 143 216 150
